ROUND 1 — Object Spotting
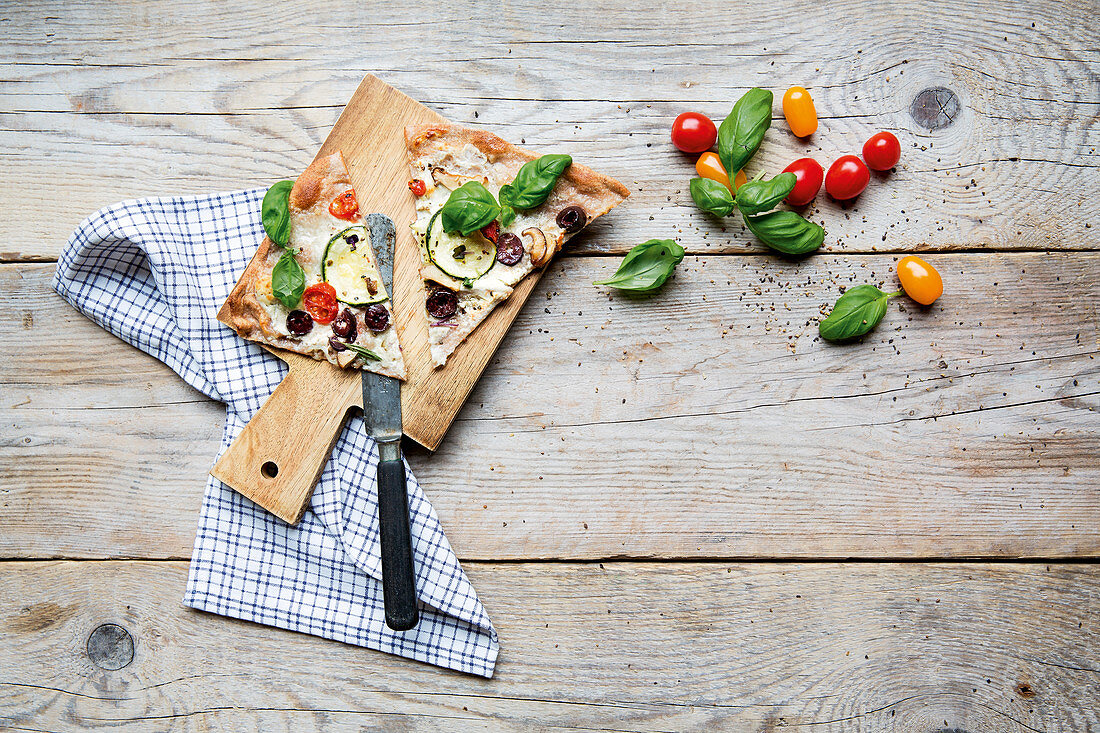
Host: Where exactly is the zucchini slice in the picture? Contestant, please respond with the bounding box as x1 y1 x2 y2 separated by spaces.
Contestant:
425 210 495 282
322 225 388 306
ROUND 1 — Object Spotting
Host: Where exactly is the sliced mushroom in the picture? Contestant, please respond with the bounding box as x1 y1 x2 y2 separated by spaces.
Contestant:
522 227 551 267
334 350 358 368
431 167 487 190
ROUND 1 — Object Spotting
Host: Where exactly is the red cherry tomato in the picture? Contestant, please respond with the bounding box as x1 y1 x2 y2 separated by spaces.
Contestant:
408 179 427 196
781 158 824 206
863 131 901 171
671 112 718 153
302 282 339 325
329 191 359 220
825 155 870 200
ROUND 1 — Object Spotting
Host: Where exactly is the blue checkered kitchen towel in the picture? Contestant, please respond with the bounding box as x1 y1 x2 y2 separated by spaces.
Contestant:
53 189 499 677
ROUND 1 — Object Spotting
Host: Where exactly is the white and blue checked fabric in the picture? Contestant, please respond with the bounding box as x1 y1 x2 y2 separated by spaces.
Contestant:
53 189 499 677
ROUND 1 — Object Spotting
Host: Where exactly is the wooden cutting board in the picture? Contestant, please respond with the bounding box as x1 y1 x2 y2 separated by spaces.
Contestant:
210 74 547 523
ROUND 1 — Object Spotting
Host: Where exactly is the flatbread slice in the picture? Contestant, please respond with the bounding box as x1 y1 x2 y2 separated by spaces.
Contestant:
219 152 406 379
405 123 629 367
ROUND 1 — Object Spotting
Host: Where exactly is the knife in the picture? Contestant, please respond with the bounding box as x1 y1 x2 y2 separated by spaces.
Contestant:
361 213 419 631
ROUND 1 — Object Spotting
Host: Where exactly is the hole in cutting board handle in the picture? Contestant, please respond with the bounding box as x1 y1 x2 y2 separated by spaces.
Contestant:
261 461 279 479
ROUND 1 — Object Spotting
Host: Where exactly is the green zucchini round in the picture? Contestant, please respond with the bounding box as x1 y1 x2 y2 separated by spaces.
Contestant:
322 225 388 306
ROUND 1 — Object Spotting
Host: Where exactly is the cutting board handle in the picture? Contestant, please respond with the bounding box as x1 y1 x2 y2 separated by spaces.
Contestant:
210 355 362 524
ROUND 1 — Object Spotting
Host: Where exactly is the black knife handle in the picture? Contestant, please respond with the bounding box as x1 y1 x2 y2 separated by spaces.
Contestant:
377 455 419 631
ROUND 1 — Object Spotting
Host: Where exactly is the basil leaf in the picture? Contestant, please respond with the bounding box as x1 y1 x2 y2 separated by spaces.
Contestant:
594 239 685 292
498 154 572 211
744 210 824 255
689 177 735 217
819 284 898 342
717 88 773 184
499 204 516 228
735 172 797 216
262 180 294 247
344 342 382 362
272 250 305 310
440 181 501 236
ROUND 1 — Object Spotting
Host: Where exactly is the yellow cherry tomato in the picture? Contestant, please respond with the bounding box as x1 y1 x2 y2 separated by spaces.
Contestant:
695 152 747 193
897 255 943 305
782 86 818 138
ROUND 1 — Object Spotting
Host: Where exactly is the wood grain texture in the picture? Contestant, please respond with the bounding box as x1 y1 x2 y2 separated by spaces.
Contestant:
5 250 1097 560
1 0 1097 261
1 560 1097 731
3 2 1099 723
209 351 362 524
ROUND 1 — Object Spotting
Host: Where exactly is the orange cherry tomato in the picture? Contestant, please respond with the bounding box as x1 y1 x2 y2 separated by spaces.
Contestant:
782 86 818 138
896 255 943 305
329 191 359 220
302 282 339 324
696 152 731 192
695 152 746 193
733 169 748 191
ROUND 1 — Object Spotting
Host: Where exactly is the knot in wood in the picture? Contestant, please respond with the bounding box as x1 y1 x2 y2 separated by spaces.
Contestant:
910 86 960 130
86 623 134 670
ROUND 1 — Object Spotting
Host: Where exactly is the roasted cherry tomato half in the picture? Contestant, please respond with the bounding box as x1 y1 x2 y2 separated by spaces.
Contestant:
863 131 901 171
782 86 818 138
329 191 359 220
825 155 870 200
671 112 718 153
480 220 500 243
695 152 746 193
782 157 824 206
896 255 943 305
408 179 427 196
302 282 339 324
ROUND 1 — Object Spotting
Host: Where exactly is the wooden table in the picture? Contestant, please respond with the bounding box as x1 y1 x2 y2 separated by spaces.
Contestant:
3 1 1098 729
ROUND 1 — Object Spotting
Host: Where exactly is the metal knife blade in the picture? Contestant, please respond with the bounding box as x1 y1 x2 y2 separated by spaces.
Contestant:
361 213 402 444
361 212 418 631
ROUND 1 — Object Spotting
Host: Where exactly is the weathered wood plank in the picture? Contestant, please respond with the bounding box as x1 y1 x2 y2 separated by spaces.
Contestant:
1 560 1097 731
4 251 1097 560
1 0 1097 259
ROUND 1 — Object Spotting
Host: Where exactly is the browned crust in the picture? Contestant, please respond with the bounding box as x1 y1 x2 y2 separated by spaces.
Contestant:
289 151 355 215
405 122 631 210
217 152 406 379
217 235 281 342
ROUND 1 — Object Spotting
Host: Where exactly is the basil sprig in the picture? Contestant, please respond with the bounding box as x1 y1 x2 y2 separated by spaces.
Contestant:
689 178 735 217
819 285 901 342
499 154 572 226
735 172 796 216
261 179 306 309
688 88 823 257
744 211 825 255
718 88 772 185
440 154 573 233
440 181 501 236
272 250 305 310
594 239 685 292
344 342 382 362
261 180 294 246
